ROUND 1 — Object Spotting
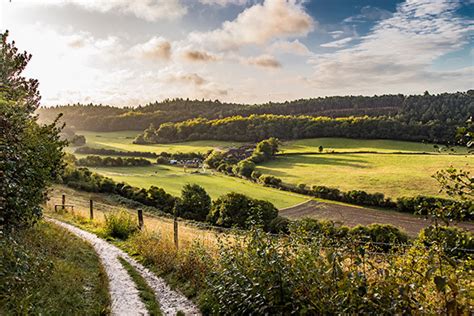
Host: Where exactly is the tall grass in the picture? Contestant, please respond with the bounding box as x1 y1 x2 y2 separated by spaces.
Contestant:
0 221 110 314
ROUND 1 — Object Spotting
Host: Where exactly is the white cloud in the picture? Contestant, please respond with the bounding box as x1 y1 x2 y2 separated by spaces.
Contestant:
189 0 315 50
344 6 392 23
309 0 473 94
13 0 187 21
320 37 353 48
131 36 171 61
199 0 248 6
268 39 312 55
245 54 282 68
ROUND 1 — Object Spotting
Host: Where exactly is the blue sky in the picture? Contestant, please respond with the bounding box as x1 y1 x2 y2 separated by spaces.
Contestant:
1 0 473 106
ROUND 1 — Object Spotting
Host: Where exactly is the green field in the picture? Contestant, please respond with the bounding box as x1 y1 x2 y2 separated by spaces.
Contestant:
280 138 468 154
77 130 244 154
256 153 473 198
77 132 473 200
89 165 307 209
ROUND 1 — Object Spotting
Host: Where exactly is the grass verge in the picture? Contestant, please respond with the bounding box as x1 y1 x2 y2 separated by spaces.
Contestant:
118 257 161 316
0 221 110 315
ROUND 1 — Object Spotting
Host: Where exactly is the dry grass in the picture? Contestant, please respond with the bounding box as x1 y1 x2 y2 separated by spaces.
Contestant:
46 185 224 250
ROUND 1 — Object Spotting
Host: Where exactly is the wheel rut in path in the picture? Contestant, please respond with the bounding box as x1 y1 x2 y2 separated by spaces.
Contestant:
48 218 200 316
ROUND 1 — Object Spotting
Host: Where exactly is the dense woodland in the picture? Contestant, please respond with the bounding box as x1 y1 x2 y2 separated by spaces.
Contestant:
135 114 460 144
37 91 473 137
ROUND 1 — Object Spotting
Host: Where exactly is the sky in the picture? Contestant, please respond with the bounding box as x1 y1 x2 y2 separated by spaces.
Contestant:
1 0 473 106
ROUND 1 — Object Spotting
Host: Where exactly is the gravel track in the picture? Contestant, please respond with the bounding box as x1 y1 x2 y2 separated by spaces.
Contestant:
48 218 200 316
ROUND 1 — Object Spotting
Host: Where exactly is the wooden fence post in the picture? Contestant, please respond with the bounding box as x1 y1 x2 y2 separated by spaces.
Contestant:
62 194 66 210
174 217 179 249
137 209 144 230
89 199 94 220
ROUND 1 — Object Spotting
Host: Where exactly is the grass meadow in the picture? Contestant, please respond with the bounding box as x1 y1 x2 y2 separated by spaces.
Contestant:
87 165 308 209
257 153 473 198
75 130 244 154
75 132 473 200
280 137 469 154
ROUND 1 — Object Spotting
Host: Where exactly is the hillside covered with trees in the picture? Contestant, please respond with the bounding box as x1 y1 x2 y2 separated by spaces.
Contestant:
37 91 473 137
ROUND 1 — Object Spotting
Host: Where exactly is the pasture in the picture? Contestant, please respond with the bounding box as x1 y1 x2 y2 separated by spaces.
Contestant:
280 137 469 154
77 130 244 154
257 153 473 198
88 165 308 209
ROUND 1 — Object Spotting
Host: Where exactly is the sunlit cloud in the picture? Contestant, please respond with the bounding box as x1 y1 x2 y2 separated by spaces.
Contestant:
11 0 187 21
189 0 315 50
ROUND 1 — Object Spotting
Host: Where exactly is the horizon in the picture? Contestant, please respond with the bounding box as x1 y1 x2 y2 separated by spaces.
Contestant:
2 0 473 107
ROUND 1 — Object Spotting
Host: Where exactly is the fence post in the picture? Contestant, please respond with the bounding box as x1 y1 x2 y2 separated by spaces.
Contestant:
174 216 179 249
62 194 66 210
89 199 94 220
137 209 144 230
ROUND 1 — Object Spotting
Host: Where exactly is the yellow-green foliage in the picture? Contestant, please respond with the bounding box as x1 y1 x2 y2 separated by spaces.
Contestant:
104 210 138 240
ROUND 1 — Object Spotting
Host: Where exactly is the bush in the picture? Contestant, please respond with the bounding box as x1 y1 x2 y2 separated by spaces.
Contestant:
104 210 138 240
259 175 282 187
419 226 473 258
233 159 255 178
350 224 409 251
175 184 211 221
208 192 278 229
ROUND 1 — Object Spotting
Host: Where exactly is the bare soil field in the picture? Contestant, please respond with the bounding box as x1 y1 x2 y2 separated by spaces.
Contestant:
280 200 474 237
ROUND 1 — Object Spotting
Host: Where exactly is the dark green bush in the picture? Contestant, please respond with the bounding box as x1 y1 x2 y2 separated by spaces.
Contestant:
419 226 473 258
174 184 211 221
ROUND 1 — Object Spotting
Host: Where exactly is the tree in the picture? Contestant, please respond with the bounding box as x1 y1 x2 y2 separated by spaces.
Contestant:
175 184 211 221
252 137 280 162
1 31 65 231
148 186 176 214
208 192 277 229
233 159 255 178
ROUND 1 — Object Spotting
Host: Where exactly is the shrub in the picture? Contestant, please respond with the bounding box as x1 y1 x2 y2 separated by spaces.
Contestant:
233 159 256 178
259 175 282 187
419 226 473 258
147 186 176 214
208 192 277 229
350 224 409 251
175 184 211 221
104 210 138 240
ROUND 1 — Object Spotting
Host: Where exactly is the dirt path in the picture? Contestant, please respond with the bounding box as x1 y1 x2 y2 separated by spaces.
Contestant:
48 218 200 316
280 200 474 237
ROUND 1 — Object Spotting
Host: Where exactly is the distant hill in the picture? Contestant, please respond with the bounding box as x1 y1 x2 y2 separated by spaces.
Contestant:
37 91 474 133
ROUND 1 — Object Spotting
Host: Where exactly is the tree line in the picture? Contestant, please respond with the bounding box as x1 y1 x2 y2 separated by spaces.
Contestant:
37 91 473 133
76 155 152 167
135 114 460 144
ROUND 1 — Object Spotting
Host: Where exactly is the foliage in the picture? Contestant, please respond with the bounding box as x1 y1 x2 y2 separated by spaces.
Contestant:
203 224 472 315
232 159 256 178
1 31 65 231
175 184 212 221
75 146 159 158
69 134 86 146
433 167 473 202
250 137 279 163
208 192 278 230
419 226 473 259
38 92 473 135
0 221 110 314
104 210 139 240
77 155 151 167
